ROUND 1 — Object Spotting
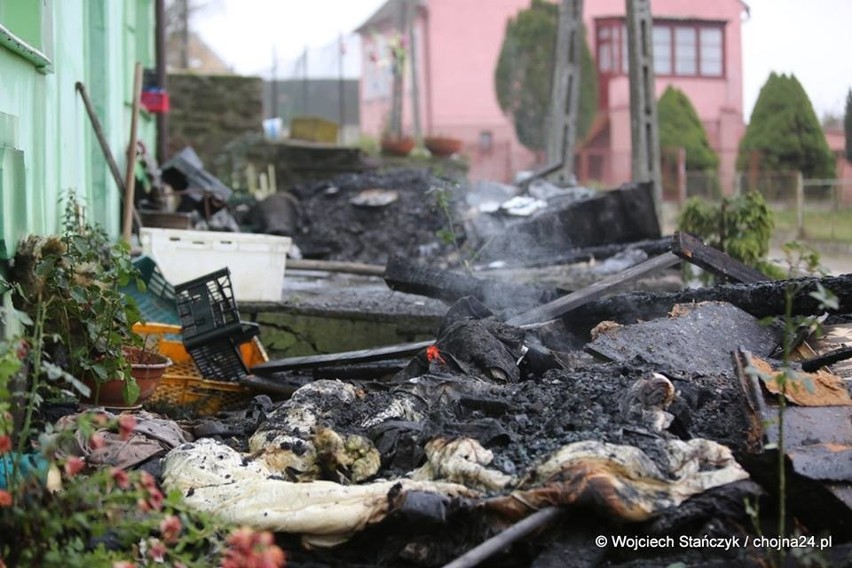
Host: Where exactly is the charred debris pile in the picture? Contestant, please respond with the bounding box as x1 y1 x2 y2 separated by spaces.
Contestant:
143 165 852 565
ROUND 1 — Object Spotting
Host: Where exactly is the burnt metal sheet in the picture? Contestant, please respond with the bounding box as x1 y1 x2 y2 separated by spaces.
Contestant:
787 444 852 482
586 301 780 378
763 406 852 448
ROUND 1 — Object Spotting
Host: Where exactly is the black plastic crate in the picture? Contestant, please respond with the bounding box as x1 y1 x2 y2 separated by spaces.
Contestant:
174 268 260 382
183 322 261 381
174 268 241 342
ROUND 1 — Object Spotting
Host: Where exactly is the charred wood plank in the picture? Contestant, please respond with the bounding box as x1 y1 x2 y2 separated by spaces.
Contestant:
479 182 661 262
672 232 770 284
384 256 562 315
517 236 672 268
250 339 434 374
567 273 852 336
801 346 852 373
507 252 681 327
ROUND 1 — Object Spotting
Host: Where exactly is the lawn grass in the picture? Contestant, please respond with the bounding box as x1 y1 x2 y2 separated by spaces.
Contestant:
772 208 852 243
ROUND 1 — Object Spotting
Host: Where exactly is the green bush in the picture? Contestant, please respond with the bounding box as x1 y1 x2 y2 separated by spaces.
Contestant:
737 72 835 179
678 191 784 281
494 0 598 151
658 86 719 171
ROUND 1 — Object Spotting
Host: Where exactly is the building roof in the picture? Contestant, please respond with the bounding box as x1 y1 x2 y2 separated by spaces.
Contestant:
355 0 427 34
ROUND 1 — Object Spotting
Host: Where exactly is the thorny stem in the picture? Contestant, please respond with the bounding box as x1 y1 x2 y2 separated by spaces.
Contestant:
12 296 48 495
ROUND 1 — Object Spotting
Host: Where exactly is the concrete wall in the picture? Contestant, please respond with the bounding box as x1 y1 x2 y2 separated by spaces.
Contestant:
0 0 155 257
166 73 263 176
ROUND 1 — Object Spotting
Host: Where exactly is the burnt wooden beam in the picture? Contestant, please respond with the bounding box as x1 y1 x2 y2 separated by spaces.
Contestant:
384 256 561 315
567 273 852 335
250 339 434 374
672 232 770 284
801 346 852 373
507 251 681 327
502 236 672 269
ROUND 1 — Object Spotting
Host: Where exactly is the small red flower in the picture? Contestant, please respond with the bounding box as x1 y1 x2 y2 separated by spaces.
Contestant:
111 468 131 490
89 433 106 450
64 456 86 478
0 435 11 454
136 498 151 513
147 486 164 511
118 414 137 441
139 470 157 490
91 412 110 427
425 345 446 365
147 538 166 562
222 527 286 568
15 339 29 360
0 490 12 507
159 514 182 543
112 562 136 568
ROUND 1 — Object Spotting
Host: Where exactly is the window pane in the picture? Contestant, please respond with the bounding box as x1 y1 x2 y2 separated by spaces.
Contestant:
620 26 628 73
652 25 671 74
599 42 612 72
700 28 723 76
674 26 696 75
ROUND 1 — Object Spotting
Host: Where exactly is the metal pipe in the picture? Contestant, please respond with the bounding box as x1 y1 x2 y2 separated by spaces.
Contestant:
155 0 168 163
441 507 565 568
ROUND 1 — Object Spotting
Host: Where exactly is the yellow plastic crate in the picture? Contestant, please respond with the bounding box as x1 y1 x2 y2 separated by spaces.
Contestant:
133 322 268 415
290 116 339 144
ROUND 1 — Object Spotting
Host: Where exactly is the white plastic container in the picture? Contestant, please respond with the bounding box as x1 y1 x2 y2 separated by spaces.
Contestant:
140 228 292 302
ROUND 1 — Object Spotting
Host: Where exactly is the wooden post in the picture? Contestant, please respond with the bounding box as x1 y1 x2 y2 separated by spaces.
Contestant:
796 171 804 239
546 0 584 185
122 62 144 243
626 0 663 221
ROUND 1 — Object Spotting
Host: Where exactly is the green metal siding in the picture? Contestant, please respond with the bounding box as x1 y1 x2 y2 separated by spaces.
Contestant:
0 0 154 255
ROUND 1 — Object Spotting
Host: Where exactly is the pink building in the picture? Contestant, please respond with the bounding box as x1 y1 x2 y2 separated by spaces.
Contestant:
357 0 749 189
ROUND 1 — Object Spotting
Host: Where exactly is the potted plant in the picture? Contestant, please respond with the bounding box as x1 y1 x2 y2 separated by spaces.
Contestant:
380 135 416 156
424 135 463 158
10 192 161 406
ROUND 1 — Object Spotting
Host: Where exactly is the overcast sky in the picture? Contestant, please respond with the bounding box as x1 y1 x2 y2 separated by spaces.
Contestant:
194 0 852 120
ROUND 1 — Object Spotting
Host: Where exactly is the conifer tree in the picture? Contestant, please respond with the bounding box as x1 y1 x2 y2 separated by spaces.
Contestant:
495 0 598 151
658 86 719 171
737 72 834 178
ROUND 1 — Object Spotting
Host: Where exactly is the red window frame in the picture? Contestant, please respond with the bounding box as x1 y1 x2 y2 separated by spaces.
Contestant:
594 18 726 79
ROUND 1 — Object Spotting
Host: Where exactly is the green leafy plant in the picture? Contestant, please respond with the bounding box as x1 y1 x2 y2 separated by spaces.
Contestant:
678 191 783 282
0 319 286 567
10 192 144 405
427 179 475 271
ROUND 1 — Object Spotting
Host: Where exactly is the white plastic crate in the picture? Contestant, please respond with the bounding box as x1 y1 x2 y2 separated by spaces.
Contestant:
140 228 291 302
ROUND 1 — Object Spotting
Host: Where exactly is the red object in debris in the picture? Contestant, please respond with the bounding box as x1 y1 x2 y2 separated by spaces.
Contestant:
141 89 170 113
426 345 446 365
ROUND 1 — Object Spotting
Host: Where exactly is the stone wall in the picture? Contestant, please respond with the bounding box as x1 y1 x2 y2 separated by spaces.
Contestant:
166 73 263 180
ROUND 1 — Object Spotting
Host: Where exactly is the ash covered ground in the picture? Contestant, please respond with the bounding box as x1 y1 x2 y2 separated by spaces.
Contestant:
288 169 466 264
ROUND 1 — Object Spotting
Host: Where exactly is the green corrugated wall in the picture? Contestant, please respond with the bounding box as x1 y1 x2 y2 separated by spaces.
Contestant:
0 0 155 260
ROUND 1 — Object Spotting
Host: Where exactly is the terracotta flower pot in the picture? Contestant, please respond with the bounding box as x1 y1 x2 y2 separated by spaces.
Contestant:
424 136 462 158
381 136 415 157
84 347 172 407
